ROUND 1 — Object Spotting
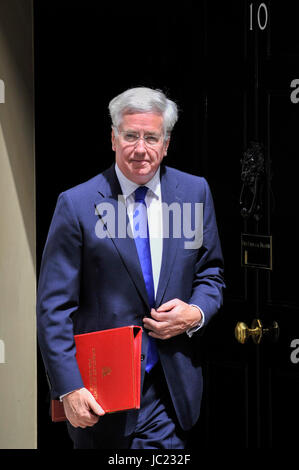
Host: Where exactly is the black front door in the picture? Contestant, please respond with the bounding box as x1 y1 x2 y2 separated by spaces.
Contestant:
34 0 299 449
191 0 299 448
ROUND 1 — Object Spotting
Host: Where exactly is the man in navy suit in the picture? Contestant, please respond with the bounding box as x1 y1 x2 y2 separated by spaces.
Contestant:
37 87 225 449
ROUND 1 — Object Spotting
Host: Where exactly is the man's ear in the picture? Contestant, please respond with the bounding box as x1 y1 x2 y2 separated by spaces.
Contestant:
163 137 170 156
111 128 116 151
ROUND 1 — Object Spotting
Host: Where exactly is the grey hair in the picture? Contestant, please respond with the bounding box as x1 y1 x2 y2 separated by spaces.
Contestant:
108 87 178 140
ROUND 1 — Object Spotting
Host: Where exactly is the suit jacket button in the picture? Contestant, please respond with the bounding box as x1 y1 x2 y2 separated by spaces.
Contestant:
141 354 145 361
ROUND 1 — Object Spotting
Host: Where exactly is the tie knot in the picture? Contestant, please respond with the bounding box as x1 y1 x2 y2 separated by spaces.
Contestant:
134 186 148 202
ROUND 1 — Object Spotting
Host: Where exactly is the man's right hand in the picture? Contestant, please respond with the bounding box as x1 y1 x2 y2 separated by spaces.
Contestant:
62 387 105 428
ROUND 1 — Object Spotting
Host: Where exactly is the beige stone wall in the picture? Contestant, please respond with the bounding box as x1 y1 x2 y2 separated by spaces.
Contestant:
0 0 36 449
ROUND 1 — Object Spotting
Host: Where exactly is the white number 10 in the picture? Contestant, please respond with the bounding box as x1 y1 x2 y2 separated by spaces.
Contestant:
250 3 268 31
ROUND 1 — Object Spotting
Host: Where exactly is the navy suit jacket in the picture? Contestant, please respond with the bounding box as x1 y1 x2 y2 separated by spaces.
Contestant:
37 164 224 432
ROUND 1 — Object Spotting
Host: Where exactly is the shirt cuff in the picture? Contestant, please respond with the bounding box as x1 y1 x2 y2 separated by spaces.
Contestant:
59 388 84 402
186 305 205 337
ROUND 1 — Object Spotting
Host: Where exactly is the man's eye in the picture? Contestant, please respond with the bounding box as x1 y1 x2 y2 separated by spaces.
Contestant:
124 133 138 142
145 135 159 144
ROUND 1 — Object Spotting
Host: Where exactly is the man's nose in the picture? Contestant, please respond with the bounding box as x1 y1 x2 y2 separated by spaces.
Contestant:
134 138 147 153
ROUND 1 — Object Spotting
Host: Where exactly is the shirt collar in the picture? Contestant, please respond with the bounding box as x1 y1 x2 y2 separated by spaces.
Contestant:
115 162 161 200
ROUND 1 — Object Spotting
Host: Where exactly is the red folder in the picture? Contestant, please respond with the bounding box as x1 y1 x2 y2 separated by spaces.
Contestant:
51 325 142 422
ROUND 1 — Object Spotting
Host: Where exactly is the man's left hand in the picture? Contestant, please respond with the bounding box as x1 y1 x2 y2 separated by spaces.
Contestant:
143 298 202 340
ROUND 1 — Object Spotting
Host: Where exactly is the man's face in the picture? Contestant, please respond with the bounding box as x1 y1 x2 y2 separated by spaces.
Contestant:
111 113 170 185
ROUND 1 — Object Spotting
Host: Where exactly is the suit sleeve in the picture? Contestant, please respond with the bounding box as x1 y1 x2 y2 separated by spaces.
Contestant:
188 178 225 325
36 192 84 398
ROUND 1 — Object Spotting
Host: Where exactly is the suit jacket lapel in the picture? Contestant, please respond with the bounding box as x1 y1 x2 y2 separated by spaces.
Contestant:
95 165 150 310
155 166 182 307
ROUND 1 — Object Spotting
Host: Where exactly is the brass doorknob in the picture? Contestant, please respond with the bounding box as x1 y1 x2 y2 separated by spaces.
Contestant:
235 318 279 344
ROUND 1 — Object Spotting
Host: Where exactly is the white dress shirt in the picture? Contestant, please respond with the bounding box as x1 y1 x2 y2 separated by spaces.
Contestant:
115 163 163 296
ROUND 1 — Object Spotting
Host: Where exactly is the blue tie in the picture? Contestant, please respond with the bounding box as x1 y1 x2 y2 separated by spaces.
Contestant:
133 186 159 372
